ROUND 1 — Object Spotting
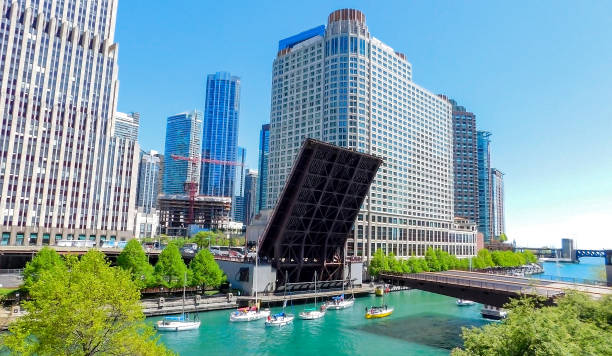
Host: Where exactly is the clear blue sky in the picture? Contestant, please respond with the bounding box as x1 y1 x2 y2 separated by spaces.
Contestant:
115 0 612 249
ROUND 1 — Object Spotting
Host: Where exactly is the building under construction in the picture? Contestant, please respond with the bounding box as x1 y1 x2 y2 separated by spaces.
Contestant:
158 195 231 236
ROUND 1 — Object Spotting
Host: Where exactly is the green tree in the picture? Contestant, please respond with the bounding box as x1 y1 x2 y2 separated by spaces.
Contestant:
192 231 216 248
368 249 389 277
189 249 225 289
425 247 441 271
477 249 494 268
522 250 537 264
387 252 402 273
154 244 188 288
2 250 173 356
22 247 66 291
452 292 612 356
117 239 155 289
498 232 508 242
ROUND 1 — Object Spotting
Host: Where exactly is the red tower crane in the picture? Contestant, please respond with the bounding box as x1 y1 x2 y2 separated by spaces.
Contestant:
170 154 245 225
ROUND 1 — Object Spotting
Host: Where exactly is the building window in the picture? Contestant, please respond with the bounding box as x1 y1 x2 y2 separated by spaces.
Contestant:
1 233 9 246
42 234 50 245
29 233 38 245
16 233 24 246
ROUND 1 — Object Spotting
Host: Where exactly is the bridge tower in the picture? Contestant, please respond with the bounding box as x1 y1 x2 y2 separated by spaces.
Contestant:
606 250 612 287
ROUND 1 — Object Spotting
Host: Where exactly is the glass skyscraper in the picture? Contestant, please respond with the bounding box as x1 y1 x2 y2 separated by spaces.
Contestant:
232 147 247 222
114 112 140 141
491 168 505 238
0 0 139 245
244 169 259 225
267 9 476 259
477 131 493 242
200 72 241 198
163 111 203 195
257 124 270 213
450 100 479 224
137 150 162 213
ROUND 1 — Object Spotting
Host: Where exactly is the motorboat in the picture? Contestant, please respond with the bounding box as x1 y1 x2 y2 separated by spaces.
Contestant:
265 312 295 327
375 286 384 296
481 305 508 320
155 315 201 331
230 305 270 322
325 294 355 310
155 272 201 332
299 271 326 320
456 299 476 306
365 305 394 319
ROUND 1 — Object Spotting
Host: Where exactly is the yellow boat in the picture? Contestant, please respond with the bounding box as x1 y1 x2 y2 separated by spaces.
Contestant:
375 286 384 296
365 305 394 319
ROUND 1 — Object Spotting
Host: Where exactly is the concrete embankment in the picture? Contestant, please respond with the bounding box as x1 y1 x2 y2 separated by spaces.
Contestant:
142 295 238 317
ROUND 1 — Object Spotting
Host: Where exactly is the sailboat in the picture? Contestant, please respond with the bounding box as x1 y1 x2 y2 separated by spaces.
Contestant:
365 285 394 319
230 245 270 322
325 244 355 310
265 274 295 327
155 272 201 331
299 271 326 320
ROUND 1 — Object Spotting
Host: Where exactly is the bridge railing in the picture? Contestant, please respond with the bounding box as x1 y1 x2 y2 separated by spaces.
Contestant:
532 274 608 286
0 268 23 275
380 272 565 299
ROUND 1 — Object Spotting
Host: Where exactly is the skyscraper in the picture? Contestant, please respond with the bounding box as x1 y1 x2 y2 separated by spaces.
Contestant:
491 168 505 238
114 112 140 141
137 150 162 213
244 170 259 226
450 100 479 224
477 131 493 242
163 111 203 195
232 147 247 223
200 72 241 198
267 9 476 259
0 0 139 245
257 124 270 213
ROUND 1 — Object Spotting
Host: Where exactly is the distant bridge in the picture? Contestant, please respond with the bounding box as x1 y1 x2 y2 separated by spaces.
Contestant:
575 249 606 258
380 271 612 308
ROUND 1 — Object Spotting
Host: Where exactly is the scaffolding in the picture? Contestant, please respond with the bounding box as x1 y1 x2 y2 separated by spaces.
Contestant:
158 195 231 236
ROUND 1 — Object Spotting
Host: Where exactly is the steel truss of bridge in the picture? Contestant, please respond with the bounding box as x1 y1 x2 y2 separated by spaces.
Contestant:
258 139 382 287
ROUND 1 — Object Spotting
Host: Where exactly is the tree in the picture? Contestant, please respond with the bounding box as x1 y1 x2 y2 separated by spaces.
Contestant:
368 249 389 277
192 231 216 248
154 244 188 288
189 249 225 289
425 247 441 271
2 250 174 356
477 249 494 268
22 247 66 291
452 292 612 356
498 232 508 242
117 240 155 288
387 252 402 273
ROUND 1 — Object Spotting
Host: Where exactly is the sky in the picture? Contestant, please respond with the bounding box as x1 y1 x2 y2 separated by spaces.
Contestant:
114 0 612 250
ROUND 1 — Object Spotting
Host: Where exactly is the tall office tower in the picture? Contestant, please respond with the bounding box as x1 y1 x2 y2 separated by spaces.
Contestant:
257 123 270 213
163 111 203 195
267 9 476 259
244 169 258 225
200 72 241 197
137 150 161 213
231 147 247 222
477 131 493 242
0 0 139 246
491 168 505 238
114 112 140 141
450 100 479 224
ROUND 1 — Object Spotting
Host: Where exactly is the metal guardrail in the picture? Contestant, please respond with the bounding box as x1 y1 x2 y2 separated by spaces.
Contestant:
380 272 565 298
531 274 608 287
0 269 23 275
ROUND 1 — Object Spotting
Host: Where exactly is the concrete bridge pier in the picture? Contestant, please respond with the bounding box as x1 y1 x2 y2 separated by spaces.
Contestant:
606 251 612 287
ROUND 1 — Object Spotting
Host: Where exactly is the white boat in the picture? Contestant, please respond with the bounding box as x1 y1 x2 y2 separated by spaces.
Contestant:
299 271 326 320
481 305 508 320
325 294 355 310
265 312 295 327
155 315 201 331
230 245 270 322
230 305 270 322
156 272 201 332
456 299 476 306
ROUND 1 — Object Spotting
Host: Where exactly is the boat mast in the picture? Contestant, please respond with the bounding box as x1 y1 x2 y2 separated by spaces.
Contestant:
182 271 186 318
254 243 258 302
314 271 317 308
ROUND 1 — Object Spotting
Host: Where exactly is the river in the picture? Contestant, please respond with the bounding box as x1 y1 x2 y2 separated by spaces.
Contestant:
151 257 606 355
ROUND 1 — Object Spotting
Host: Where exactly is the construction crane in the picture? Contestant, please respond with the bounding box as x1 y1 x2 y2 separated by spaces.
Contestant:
170 154 244 226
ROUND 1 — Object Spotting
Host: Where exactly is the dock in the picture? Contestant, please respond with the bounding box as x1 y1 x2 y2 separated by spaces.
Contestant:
236 285 377 306
141 295 238 317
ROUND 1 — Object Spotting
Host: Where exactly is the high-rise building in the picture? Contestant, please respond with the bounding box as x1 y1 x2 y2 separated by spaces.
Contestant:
200 72 241 197
0 0 139 245
232 147 247 222
450 100 479 224
137 150 162 213
267 9 476 259
163 111 203 195
114 112 140 141
244 170 259 225
477 131 493 242
257 124 270 213
491 168 505 238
